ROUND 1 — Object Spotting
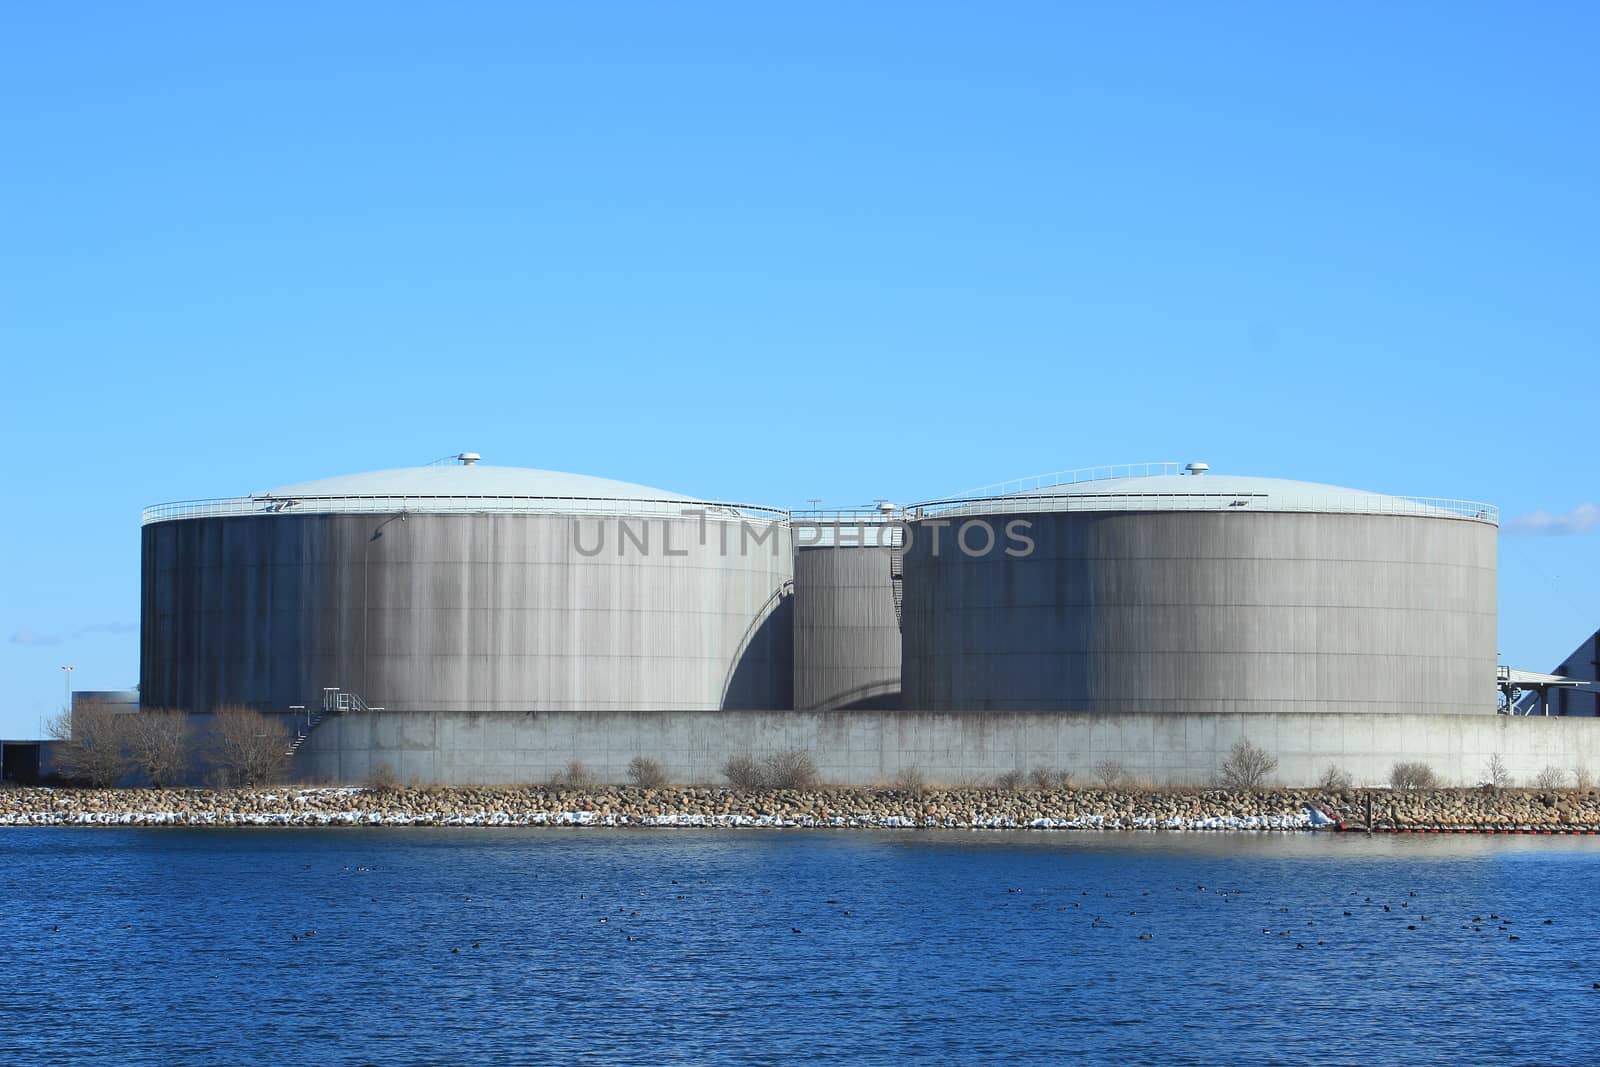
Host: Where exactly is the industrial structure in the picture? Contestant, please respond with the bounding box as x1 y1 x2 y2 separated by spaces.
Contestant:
140 456 794 715
121 455 1594 786
790 511 903 711
900 462 1499 715
140 456 1507 720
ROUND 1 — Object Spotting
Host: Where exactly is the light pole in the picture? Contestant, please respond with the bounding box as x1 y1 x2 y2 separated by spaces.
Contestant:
60 665 74 713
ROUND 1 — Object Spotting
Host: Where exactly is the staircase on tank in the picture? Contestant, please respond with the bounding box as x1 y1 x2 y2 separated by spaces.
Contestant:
285 688 383 757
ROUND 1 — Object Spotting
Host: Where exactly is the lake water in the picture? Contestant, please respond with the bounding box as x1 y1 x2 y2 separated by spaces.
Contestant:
2 828 1597 1065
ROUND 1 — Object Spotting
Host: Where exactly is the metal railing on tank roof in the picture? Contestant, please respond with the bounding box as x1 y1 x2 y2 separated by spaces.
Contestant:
906 490 1499 524
141 494 791 526
955 461 1186 500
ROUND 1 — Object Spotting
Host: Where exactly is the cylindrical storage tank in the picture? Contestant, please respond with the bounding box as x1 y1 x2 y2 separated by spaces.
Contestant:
900 467 1498 714
792 516 903 710
141 462 793 713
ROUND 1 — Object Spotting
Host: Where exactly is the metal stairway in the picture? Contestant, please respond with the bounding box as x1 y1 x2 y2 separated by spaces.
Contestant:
284 688 381 757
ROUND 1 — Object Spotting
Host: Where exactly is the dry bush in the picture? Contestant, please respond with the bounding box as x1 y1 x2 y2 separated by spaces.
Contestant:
721 750 819 789
1389 761 1439 791
1092 759 1126 789
1483 754 1511 789
762 750 818 790
1030 767 1071 790
1318 764 1354 791
209 706 291 787
627 756 669 789
1219 739 1278 790
46 701 130 788
366 761 399 791
994 770 1025 791
554 760 595 788
124 708 194 787
1576 767 1594 790
722 753 763 789
889 767 926 794
1533 766 1569 790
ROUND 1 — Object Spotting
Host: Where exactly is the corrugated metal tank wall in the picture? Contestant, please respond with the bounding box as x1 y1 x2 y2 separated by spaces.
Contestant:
900 511 1497 713
141 512 794 713
792 545 902 710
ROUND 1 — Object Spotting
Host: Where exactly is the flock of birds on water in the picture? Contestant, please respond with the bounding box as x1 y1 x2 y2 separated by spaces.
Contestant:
33 855 1599 995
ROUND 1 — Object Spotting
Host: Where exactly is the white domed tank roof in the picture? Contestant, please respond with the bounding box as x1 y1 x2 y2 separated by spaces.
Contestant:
917 463 1498 524
143 456 787 524
262 464 697 505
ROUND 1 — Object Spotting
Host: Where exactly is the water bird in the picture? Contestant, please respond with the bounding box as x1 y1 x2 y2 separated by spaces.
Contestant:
1383 906 1391 912
1296 943 1305 949
1344 912 1353 917
471 942 479 949
791 927 801 934
1509 935 1520 941
1407 925 1416 931
1545 919 1554 925
1137 933 1153 941
451 947 459 954
842 911 851 917
598 918 608 924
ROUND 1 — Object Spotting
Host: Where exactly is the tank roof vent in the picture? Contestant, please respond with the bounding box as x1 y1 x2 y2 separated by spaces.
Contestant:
458 452 481 466
1185 462 1209 476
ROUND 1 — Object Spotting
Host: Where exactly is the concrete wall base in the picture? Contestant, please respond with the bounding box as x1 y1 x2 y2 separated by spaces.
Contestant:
296 710 1600 789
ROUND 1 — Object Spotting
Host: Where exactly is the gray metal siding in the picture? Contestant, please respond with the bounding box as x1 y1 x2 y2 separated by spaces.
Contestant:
792 546 901 710
142 512 794 713
900 511 1497 713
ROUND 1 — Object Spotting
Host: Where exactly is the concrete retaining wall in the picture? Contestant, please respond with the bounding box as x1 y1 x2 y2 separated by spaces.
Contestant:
297 709 1600 789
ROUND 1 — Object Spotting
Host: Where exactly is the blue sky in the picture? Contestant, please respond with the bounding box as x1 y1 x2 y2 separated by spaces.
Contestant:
2 2 1595 736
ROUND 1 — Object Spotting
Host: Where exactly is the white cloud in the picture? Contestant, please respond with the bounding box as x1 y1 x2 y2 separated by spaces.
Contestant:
75 622 137 637
9 629 63 647
1505 502 1600 536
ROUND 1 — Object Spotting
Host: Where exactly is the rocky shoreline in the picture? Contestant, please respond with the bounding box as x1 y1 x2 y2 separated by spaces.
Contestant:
4 785 1600 832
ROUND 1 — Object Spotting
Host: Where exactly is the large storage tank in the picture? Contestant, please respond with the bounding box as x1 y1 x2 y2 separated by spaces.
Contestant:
141 457 793 713
791 512 903 710
900 463 1498 714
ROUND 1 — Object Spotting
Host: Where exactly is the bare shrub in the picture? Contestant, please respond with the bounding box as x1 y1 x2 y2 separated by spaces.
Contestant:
46 701 129 788
721 750 819 789
889 767 926 794
1389 761 1439 791
554 760 595 788
626 756 669 789
209 706 291 787
762 750 818 790
1318 764 1354 791
1092 759 1126 789
722 753 763 789
994 770 1025 791
366 761 399 791
1483 754 1511 789
1030 767 1071 790
124 708 193 787
1533 765 1569 790
1576 767 1594 790
1219 739 1278 790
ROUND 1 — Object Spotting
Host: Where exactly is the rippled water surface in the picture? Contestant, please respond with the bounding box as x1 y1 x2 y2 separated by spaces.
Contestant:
2 828 1598 1065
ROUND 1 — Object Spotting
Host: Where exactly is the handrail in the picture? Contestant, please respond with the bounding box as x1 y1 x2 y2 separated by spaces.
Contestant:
954 462 1186 500
143 494 791 526
907 490 1499 524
